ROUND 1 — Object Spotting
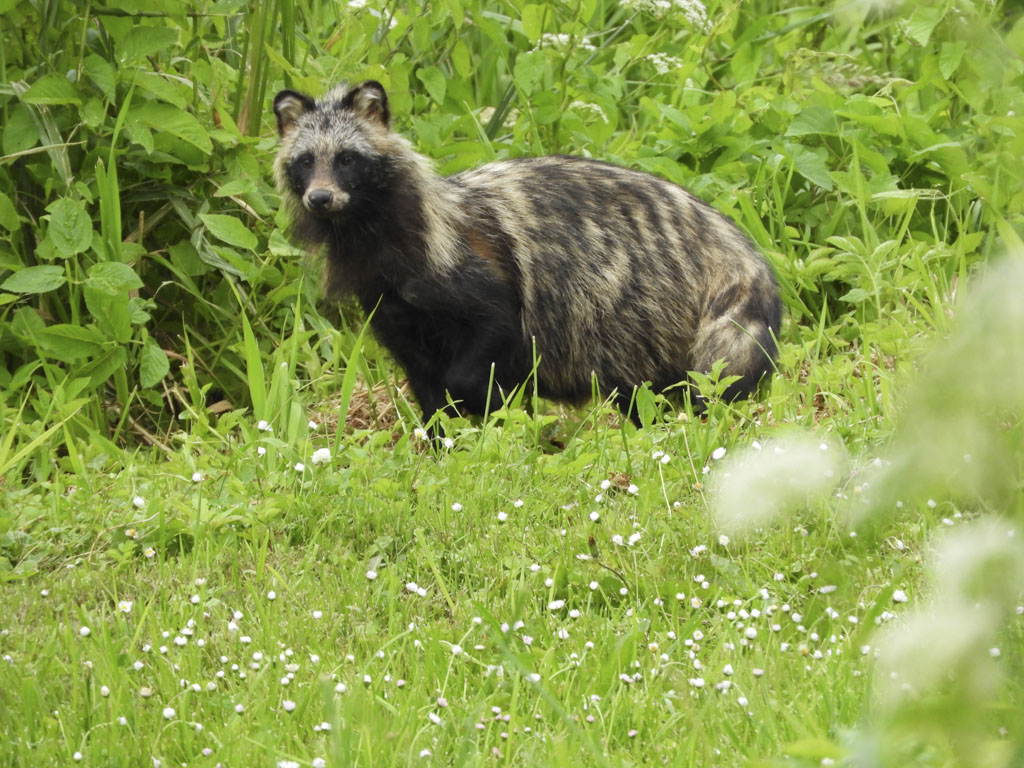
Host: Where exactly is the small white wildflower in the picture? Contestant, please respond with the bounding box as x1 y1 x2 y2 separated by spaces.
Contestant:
118 600 133 613
267 590 276 601
257 419 271 431
589 511 600 522
282 699 296 712
310 448 331 465
79 626 91 637
497 511 508 522
366 570 377 581
162 706 175 719
452 502 463 512
711 447 726 461
548 600 565 610
718 534 729 547
892 589 908 603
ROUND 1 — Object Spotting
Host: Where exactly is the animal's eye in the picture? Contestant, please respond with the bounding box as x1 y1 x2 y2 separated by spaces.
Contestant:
336 151 356 167
297 153 314 169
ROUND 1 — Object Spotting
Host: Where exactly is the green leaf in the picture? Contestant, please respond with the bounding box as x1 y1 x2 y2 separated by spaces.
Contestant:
36 324 106 362
2 105 39 155
0 192 18 231
788 145 834 191
521 4 545 45
1 265 66 294
46 197 93 258
451 41 472 79
88 262 143 293
84 54 117 101
21 73 81 106
199 214 258 251
939 41 966 80
84 286 132 343
785 105 839 137
905 6 945 46
139 337 170 388
513 50 546 95
131 102 212 155
119 26 179 64
416 66 447 105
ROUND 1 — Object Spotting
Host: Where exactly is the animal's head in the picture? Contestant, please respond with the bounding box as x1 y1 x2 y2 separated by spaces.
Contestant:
272 81 397 217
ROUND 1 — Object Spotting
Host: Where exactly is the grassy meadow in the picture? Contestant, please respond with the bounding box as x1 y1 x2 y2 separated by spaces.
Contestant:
2 0 1024 765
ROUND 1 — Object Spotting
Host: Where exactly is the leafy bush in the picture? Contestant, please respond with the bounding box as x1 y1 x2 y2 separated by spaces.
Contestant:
0 0 1021 480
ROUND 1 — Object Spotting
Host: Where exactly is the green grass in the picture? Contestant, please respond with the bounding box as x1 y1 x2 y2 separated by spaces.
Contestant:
2 0 1024 765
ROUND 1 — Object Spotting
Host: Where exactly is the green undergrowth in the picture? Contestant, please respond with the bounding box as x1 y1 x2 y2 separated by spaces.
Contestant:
2 0 1024 766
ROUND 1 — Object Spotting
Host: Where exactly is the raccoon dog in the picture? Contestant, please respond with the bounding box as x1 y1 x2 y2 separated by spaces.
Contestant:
273 81 781 423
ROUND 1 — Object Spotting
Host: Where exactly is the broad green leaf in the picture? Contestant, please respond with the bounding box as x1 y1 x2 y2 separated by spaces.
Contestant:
0 192 18 231
199 214 258 251
521 4 545 45
513 50 545 95
788 145 834 191
213 179 256 198
84 54 117 100
785 105 839 137
1 265 66 294
131 102 213 155
139 337 170 388
21 73 81 106
2 104 39 155
905 6 945 46
84 286 132 343
416 66 446 105
37 324 105 362
46 197 93 258
939 41 966 80
119 26 179 64
135 71 187 108
88 262 143 293
451 41 472 79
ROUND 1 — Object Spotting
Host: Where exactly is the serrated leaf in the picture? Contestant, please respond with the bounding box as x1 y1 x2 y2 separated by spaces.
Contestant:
87 261 143 294
416 66 446 105
1 265 66 294
46 197 93 258
131 102 212 155
199 214 258 251
21 73 81 106
139 337 170 388
119 26 178 64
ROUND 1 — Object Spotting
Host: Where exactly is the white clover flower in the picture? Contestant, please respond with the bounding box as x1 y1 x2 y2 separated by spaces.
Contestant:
267 590 276 601
589 511 600 522
892 589 908 603
497 511 508 522
451 502 463 512
79 626 91 637
310 448 331 465
548 600 565 611
366 570 378 581
293 462 305 473
132 496 145 509
282 699 296 712
162 706 175 719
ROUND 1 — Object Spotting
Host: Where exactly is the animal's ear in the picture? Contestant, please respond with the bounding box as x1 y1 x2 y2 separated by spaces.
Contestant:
344 80 390 127
273 90 315 138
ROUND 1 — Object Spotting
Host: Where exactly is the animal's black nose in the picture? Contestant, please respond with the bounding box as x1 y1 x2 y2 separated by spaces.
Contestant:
307 189 333 209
